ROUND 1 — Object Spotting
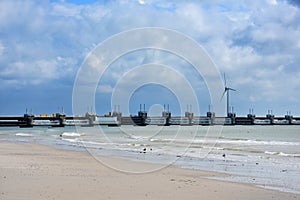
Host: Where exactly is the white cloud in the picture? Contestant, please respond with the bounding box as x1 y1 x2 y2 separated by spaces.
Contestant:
97 84 114 93
2 60 58 84
0 41 4 56
0 0 300 115
267 0 278 5
138 0 146 5
52 3 82 17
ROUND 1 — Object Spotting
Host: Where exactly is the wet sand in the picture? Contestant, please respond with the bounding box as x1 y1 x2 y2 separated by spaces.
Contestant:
0 142 299 200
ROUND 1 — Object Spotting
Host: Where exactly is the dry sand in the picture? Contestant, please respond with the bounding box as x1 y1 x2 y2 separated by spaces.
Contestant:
0 142 299 200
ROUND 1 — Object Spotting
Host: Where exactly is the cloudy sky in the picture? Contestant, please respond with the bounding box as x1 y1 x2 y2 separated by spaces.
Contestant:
0 0 300 116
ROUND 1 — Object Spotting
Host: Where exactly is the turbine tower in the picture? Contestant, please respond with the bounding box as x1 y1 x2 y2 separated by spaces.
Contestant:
221 73 236 117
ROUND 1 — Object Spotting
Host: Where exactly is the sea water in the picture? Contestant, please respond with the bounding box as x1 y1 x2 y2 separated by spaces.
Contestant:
0 125 299 194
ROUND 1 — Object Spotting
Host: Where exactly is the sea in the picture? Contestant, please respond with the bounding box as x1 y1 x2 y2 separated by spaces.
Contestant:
0 125 299 194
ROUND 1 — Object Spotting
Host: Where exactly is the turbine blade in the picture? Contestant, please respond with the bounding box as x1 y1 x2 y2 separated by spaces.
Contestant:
228 88 236 91
220 90 226 101
223 73 227 87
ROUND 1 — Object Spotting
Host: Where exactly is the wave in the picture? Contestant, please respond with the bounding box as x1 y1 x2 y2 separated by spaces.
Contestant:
15 133 33 137
150 138 213 144
265 151 278 155
62 138 80 143
129 135 150 140
216 139 300 146
61 132 84 137
150 138 300 147
265 151 300 157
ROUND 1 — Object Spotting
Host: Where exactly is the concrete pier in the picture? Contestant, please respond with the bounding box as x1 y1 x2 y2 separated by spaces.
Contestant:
85 112 96 126
184 111 194 125
1 109 300 127
21 114 34 128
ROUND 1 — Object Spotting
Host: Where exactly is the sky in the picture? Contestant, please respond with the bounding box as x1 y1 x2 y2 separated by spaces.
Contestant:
0 0 300 117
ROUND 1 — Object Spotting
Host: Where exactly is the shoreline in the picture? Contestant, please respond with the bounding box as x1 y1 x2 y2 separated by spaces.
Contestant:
1 141 299 200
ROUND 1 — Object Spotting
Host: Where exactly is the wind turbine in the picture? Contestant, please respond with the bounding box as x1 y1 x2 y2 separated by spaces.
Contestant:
221 73 236 117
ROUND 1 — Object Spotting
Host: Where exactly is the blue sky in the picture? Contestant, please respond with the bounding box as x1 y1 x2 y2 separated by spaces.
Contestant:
0 0 300 116
51 0 106 4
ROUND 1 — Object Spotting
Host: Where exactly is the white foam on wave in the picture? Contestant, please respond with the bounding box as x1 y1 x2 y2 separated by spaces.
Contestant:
265 151 278 155
82 140 104 146
129 135 150 140
15 133 33 137
150 138 210 144
217 139 300 146
62 138 80 143
150 138 300 146
265 151 300 157
61 132 84 137
279 152 300 157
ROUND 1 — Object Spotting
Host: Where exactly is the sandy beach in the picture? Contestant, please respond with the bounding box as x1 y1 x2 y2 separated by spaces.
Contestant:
0 142 299 200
